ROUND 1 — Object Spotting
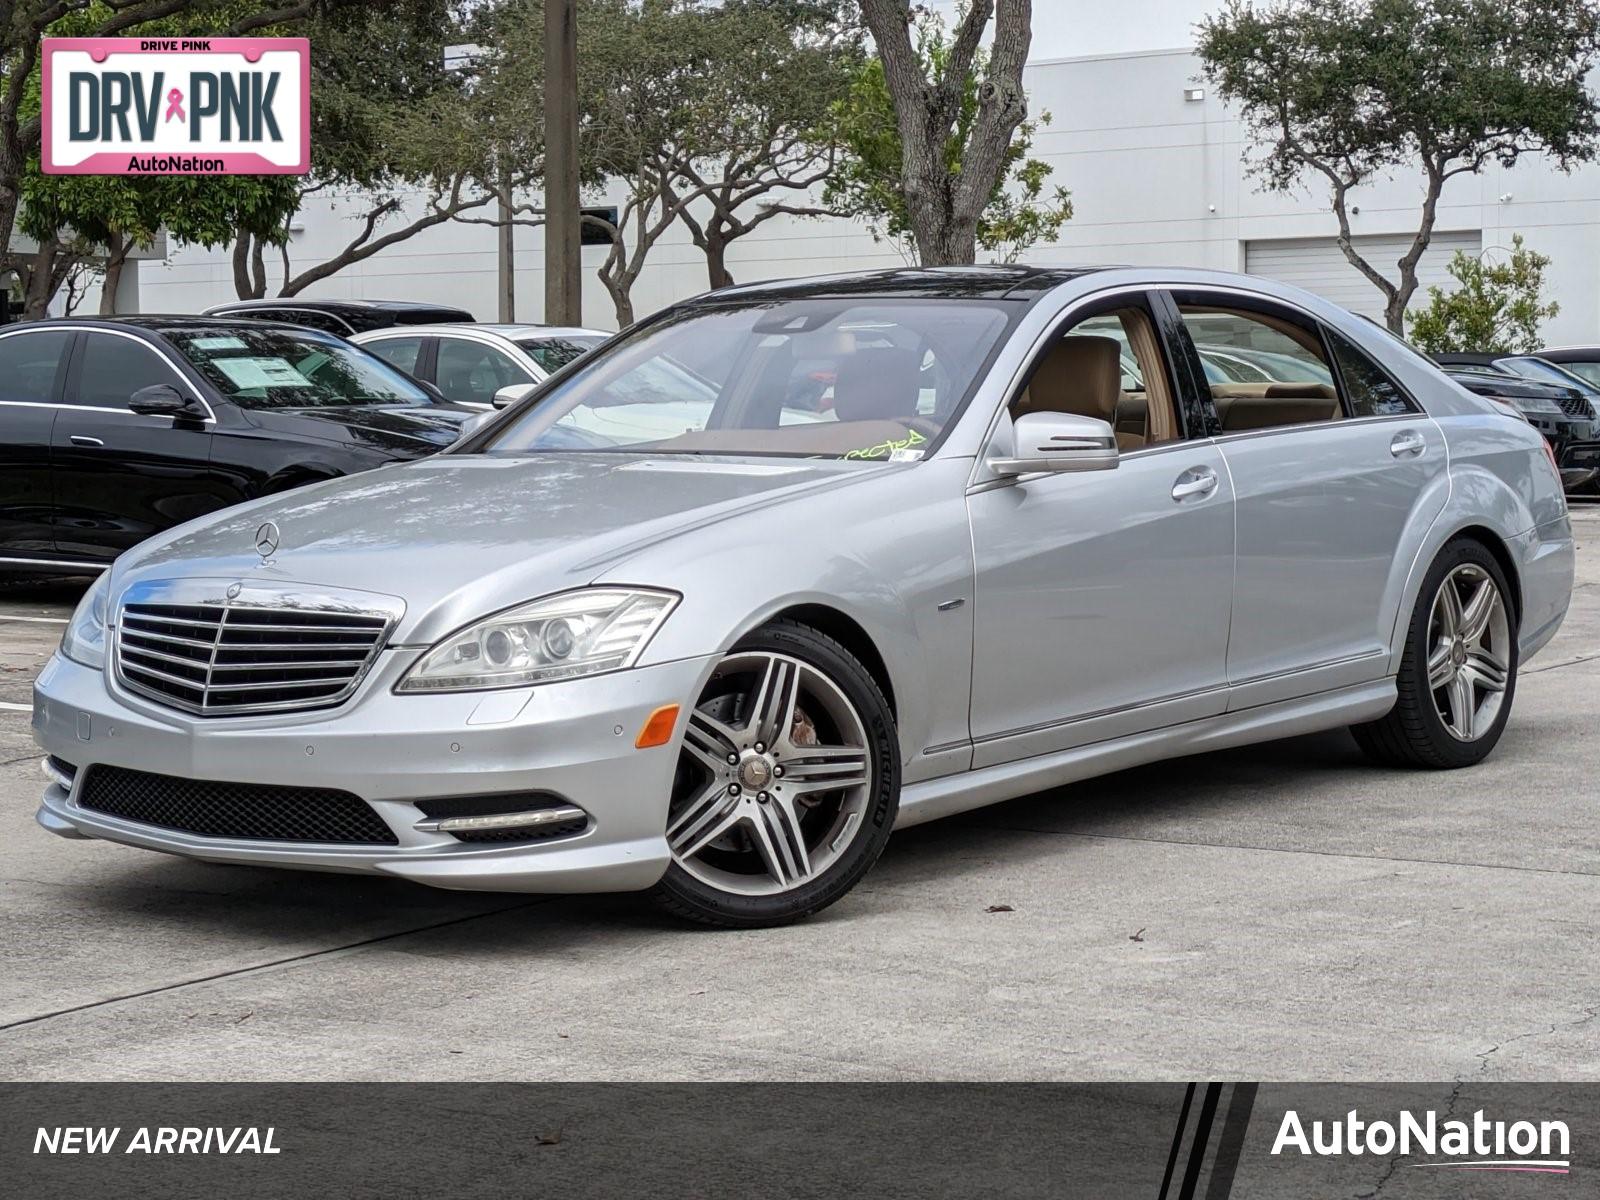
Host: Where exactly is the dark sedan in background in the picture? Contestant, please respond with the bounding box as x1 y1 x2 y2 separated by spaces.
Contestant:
201 298 476 337
0 317 475 574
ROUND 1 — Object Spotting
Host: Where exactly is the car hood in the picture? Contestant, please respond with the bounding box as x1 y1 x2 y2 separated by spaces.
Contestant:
117 453 869 644
242 403 475 457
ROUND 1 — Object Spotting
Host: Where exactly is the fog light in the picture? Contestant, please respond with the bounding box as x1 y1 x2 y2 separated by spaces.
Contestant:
635 704 680 749
414 805 587 833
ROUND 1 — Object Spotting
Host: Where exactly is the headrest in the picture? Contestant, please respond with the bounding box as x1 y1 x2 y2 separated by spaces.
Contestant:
831 346 923 423
1027 335 1122 420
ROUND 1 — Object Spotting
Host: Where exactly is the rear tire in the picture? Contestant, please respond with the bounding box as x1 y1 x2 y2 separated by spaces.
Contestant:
650 620 899 928
1351 537 1518 769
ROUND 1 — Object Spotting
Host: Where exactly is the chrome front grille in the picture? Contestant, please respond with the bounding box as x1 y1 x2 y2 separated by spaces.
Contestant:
114 580 402 717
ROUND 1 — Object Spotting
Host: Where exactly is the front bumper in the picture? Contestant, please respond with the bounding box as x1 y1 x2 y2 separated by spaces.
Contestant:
31 648 718 893
1556 438 1600 491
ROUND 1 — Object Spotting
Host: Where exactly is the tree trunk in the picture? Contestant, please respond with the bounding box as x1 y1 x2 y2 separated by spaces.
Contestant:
605 281 634 328
704 228 735 290
232 235 265 299
99 233 130 315
860 0 1033 269
0 135 24 281
22 242 57 318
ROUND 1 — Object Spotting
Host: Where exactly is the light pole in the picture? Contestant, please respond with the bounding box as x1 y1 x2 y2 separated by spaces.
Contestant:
445 43 515 323
544 0 581 325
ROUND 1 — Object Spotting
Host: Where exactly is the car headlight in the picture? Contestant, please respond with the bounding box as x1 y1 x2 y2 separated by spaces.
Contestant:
60 573 111 670
396 588 679 692
1498 394 1565 416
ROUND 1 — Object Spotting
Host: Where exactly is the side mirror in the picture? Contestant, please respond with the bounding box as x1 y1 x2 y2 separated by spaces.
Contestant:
493 382 538 410
453 410 496 444
991 411 1119 478
128 383 202 419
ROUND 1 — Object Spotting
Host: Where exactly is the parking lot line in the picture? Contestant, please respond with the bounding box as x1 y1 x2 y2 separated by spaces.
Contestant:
0 702 33 713
0 615 67 624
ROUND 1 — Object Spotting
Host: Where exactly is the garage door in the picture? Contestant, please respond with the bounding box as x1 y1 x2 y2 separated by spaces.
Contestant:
1245 231 1482 320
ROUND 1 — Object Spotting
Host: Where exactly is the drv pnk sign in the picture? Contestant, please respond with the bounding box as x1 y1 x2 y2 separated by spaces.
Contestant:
41 38 309 175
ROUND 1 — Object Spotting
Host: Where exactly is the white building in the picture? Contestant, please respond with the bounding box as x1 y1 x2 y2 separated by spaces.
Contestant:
108 2 1600 341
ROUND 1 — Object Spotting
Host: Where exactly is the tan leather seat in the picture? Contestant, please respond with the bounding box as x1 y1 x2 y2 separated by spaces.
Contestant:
1016 335 1143 450
1214 393 1340 431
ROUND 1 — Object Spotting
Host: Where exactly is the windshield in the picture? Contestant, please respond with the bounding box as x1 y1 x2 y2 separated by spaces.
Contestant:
517 334 607 374
168 327 435 410
1500 356 1600 397
480 299 1014 460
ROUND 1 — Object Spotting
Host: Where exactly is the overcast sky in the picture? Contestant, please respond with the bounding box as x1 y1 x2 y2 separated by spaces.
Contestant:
921 0 1208 59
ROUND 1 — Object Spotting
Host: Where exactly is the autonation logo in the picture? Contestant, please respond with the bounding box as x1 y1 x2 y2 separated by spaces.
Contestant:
1272 1108 1571 1174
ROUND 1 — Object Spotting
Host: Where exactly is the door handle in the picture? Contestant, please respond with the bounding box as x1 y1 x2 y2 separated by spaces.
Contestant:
1172 465 1219 502
1390 431 1426 459
68 435 104 448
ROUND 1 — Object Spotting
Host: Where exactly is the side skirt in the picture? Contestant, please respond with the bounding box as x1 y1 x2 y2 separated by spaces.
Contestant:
894 678 1397 830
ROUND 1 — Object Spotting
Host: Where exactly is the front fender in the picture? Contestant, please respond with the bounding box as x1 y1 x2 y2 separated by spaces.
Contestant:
618 459 978 783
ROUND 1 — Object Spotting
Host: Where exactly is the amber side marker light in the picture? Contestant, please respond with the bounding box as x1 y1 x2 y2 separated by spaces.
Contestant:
636 704 681 749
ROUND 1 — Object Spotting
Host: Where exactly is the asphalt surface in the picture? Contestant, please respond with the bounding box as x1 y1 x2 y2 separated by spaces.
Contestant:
2 509 1598 1082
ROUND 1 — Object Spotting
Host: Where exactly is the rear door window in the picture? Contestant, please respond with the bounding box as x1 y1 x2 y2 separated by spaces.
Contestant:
364 336 426 377
0 330 73 404
1324 329 1419 417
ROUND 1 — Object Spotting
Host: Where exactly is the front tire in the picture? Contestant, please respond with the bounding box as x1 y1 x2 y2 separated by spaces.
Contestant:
1352 538 1518 769
651 620 899 927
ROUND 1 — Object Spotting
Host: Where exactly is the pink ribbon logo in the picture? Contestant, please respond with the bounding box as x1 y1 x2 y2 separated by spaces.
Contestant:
164 88 185 123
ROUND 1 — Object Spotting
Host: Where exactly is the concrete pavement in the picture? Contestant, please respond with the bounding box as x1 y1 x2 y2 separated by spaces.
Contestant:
2 509 1597 1081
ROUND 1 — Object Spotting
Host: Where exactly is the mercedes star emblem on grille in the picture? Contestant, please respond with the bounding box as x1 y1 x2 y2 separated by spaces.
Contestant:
254 521 281 559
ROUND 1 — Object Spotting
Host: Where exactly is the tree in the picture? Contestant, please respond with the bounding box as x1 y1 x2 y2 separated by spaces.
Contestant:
0 1 369 305
20 171 299 314
826 12 1070 264
855 0 1035 266
1406 235 1559 353
660 0 861 290
1198 0 1600 333
231 0 511 299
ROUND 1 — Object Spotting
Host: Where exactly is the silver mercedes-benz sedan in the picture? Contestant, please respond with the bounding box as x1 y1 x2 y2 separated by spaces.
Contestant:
32 267 1574 926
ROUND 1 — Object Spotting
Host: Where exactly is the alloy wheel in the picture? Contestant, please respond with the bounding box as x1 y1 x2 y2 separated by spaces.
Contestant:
668 652 874 897
1426 563 1511 742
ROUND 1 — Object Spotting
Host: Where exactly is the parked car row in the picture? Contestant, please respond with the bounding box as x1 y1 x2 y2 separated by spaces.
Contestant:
0 302 610 575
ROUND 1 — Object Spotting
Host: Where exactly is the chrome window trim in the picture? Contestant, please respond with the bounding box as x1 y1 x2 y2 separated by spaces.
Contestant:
1205 411 1421 448
0 324 218 423
0 555 106 571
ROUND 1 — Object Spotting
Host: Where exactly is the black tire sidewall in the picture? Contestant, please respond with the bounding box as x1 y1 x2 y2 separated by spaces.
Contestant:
1401 539 1520 766
654 620 900 927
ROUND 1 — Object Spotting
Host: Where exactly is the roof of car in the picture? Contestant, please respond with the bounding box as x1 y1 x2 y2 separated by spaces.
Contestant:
0 315 346 339
1534 346 1600 359
355 323 609 339
203 298 473 316
679 265 1113 304
1432 352 1507 365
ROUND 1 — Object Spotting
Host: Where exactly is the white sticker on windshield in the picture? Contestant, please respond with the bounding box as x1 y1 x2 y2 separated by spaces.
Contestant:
888 448 925 463
214 357 311 389
189 336 247 351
